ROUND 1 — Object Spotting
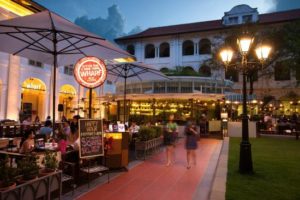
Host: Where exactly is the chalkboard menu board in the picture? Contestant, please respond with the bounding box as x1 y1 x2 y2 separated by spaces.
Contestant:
79 119 104 158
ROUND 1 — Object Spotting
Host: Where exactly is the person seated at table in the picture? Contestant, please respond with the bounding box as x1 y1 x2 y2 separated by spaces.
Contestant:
61 115 68 122
56 131 67 155
46 116 51 122
20 129 35 154
34 116 40 124
68 131 80 151
70 115 80 135
62 121 71 135
22 116 32 125
39 120 53 139
103 123 110 133
129 121 140 135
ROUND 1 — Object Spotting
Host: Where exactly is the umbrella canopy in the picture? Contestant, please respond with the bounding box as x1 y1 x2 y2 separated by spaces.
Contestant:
106 62 170 82
0 10 132 65
106 62 171 122
0 10 133 126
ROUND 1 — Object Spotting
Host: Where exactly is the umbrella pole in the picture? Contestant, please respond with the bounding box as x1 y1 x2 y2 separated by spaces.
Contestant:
89 88 92 119
124 76 127 123
52 33 57 132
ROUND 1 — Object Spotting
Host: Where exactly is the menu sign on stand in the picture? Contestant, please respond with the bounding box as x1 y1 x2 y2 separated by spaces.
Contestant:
79 119 104 158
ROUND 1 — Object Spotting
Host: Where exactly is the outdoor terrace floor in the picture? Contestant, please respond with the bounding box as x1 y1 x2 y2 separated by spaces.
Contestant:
77 138 222 200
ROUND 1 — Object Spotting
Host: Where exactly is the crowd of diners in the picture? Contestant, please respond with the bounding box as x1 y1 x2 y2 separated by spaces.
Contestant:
16 115 81 155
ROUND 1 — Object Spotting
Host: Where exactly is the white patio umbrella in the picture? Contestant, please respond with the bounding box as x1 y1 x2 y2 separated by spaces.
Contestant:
0 10 133 126
106 62 171 122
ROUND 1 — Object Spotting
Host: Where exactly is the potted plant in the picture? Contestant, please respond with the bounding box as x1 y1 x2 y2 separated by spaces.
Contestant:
41 151 58 174
17 154 39 181
0 156 17 191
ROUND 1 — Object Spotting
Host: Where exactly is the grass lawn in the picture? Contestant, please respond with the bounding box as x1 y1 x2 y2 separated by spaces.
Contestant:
226 137 300 200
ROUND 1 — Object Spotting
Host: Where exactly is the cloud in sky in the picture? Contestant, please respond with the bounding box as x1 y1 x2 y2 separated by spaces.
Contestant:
74 5 142 42
272 0 300 11
35 0 300 41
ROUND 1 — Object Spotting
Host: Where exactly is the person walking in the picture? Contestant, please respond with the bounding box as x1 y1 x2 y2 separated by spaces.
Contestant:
185 121 198 169
164 114 178 166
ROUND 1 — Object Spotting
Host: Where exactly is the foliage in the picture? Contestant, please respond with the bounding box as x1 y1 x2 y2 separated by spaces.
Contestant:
136 126 156 141
0 156 17 187
129 115 152 125
226 137 300 200
160 66 200 76
43 151 58 171
279 91 299 101
212 20 300 94
151 126 163 138
18 155 39 180
262 95 275 108
160 67 169 74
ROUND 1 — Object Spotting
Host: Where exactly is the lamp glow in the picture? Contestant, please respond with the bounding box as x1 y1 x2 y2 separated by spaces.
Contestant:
220 49 233 64
255 45 271 61
237 37 253 54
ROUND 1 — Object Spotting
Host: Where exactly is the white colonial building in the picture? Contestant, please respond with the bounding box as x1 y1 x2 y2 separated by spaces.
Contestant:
115 5 300 117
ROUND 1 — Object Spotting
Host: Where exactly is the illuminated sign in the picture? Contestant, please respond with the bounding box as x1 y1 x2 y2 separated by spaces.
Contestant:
23 83 43 90
74 56 107 88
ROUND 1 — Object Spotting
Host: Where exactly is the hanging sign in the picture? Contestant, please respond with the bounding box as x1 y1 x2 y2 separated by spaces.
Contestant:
79 119 104 158
74 56 107 88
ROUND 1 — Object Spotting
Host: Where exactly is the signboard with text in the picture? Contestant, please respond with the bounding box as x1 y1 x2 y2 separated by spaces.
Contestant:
79 119 104 158
74 56 107 88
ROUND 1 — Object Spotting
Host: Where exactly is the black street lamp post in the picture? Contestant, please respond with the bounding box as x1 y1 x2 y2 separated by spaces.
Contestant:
220 35 271 173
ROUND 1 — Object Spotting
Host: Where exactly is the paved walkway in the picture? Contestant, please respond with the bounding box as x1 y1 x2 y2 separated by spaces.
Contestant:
209 137 229 200
77 139 222 200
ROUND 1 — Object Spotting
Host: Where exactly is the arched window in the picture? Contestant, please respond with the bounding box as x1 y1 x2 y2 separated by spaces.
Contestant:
159 42 170 57
182 40 194 56
199 39 211 54
199 65 211 77
126 44 135 55
145 44 155 58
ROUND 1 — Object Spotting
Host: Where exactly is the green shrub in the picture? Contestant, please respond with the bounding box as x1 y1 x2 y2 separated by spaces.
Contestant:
43 151 58 171
18 155 39 180
151 126 163 138
0 156 17 187
137 127 156 141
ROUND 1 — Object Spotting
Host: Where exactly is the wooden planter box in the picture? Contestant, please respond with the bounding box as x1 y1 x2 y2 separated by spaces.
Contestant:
0 171 62 200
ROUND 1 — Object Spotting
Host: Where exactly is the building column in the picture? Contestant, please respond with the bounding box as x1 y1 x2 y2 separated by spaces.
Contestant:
178 40 183 66
171 37 177 67
5 55 20 121
49 67 59 120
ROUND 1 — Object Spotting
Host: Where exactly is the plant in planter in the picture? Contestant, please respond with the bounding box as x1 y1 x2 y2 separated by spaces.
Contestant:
136 127 156 142
17 154 39 181
0 156 17 191
151 126 163 138
42 151 58 173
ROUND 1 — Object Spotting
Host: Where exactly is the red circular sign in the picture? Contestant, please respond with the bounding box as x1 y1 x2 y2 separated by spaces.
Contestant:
74 56 107 88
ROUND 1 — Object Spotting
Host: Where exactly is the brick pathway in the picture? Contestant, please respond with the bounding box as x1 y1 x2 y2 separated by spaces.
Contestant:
77 139 221 200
